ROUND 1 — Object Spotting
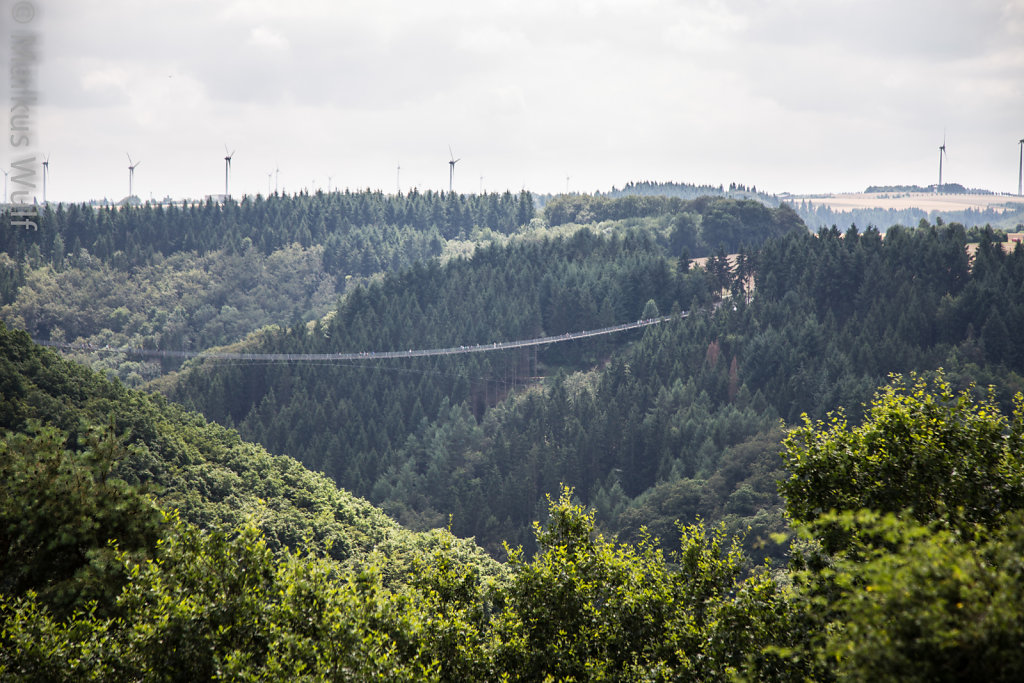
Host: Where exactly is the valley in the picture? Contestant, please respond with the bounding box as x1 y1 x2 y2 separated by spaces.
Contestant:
2 187 1024 679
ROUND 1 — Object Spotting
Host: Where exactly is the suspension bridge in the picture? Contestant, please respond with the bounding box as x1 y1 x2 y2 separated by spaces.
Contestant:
37 314 681 363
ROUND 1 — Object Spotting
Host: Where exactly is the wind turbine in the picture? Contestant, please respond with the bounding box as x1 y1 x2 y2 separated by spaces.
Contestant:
396 163 401 194
223 145 235 197
41 154 50 203
448 146 460 193
937 133 947 192
267 171 272 196
275 166 279 194
127 153 141 199
1018 138 1023 197
2 168 8 204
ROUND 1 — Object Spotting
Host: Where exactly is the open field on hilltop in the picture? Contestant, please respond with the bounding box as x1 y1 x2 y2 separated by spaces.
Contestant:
788 191 1024 213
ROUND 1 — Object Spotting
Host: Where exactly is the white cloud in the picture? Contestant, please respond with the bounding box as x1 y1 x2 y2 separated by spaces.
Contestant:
247 26 289 52
18 0 1024 201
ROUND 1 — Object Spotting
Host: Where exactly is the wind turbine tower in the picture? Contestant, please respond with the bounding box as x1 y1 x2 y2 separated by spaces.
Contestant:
448 146 460 193
223 146 235 197
936 133 947 193
1018 138 1023 197
41 154 49 204
127 153 141 200
2 169 8 204
397 163 401 194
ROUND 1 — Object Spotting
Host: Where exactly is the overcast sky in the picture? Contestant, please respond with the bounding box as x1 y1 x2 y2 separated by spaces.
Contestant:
4 0 1024 203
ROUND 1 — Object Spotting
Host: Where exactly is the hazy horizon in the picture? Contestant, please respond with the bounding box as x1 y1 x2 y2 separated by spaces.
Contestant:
3 0 1023 204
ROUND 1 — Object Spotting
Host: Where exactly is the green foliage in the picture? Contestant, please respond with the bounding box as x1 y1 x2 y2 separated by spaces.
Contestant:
641 298 660 319
543 194 800 256
781 374 1024 548
1 190 537 385
0 520 443 681
790 511 1024 682
405 529 500 681
0 321 500 583
9 364 1024 680
0 252 25 305
162 219 1024 560
0 489 801 681
495 487 794 681
1 190 533 269
7 192 1024 679
168 229 712 553
1 244 338 385
779 377 1024 681
0 421 164 615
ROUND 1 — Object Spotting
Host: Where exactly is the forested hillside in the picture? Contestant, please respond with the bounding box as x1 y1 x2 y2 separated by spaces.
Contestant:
0 189 534 268
0 245 337 385
541 192 803 257
0 322 495 579
5 342 1023 679
537 180 782 209
6 188 1024 561
164 213 1024 556
165 229 712 548
0 190 533 384
4 185 1024 678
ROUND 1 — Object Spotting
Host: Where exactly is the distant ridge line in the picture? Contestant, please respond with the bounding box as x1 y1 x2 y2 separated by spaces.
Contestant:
36 315 679 363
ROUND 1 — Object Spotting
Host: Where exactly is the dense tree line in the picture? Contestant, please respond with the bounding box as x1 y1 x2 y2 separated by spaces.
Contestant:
751 224 1024 394
0 188 534 268
543 193 803 257
0 189 538 385
535 180 780 205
